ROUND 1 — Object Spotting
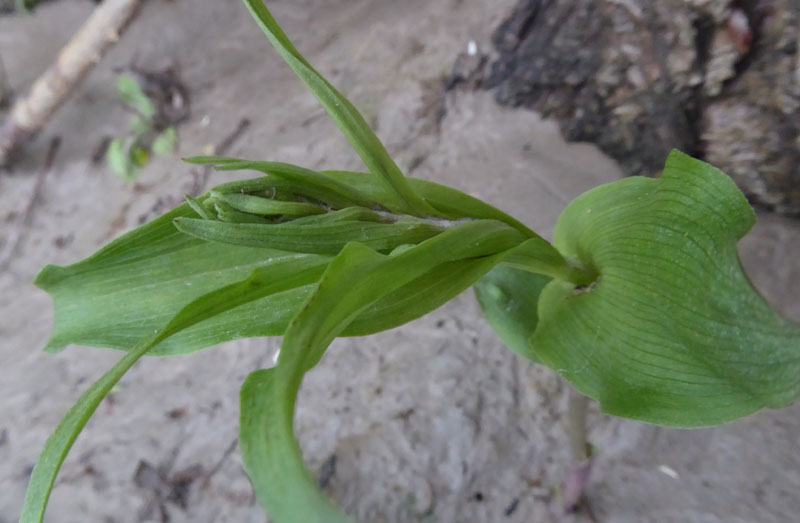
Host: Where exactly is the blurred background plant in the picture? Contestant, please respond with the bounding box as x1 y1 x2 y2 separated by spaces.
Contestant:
0 0 51 14
106 68 189 181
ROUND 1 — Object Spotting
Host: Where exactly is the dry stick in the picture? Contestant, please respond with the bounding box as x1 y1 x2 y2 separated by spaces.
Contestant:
0 136 61 270
0 53 10 108
0 0 143 167
188 117 251 197
200 438 238 489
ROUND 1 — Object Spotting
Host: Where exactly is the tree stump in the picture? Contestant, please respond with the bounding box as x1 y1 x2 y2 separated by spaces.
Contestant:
480 0 800 215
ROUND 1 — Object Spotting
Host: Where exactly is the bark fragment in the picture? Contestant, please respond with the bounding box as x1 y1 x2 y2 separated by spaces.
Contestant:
483 0 800 215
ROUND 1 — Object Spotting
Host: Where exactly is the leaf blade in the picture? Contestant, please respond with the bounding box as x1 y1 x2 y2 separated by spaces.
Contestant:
172 215 444 254
240 0 439 217
529 150 800 427
22 256 329 523
240 220 526 521
36 202 331 356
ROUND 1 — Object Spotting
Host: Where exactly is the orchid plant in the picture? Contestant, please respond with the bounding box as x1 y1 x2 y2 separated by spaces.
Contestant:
20 1 800 521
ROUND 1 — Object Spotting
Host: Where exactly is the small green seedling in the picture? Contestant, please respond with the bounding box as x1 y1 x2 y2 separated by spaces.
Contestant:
21 1 800 521
107 74 178 181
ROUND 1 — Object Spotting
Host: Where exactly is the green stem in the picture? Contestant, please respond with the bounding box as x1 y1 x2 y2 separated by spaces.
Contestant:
567 387 591 462
501 236 598 287
551 387 594 519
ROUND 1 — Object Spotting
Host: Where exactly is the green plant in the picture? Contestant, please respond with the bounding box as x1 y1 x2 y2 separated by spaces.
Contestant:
107 73 178 181
21 0 800 521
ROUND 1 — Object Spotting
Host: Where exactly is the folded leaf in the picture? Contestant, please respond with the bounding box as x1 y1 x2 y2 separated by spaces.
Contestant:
324 170 537 237
186 158 536 235
187 157 380 210
529 151 800 427
240 220 524 522
173 214 444 254
21 256 329 523
213 193 326 217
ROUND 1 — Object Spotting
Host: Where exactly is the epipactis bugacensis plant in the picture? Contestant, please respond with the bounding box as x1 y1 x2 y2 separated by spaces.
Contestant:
21 1 800 521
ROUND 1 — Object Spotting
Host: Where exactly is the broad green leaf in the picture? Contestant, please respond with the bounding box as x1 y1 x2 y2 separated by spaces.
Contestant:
21 256 329 523
240 0 440 218
36 203 332 356
240 220 525 522
529 150 800 427
474 265 550 361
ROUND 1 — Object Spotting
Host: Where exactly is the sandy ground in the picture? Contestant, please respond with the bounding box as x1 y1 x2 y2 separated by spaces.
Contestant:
1 1 799 522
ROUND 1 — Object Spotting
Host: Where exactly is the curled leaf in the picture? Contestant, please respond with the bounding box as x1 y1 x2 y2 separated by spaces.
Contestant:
240 220 525 521
528 151 800 427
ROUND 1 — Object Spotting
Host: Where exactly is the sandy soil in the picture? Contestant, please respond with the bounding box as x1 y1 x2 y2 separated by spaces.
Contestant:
1 1 799 522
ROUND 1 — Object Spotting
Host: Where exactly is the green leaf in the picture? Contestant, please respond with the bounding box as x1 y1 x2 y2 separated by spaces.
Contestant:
186 159 537 237
240 220 525 522
151 127 178 156
36 193 541 357
212 193 326 217
172 213 445 254
188 157 380 210
324 170 537 237
529 150 800 427
474 265 550 361
240 0 440 218
21 256 329 523
501 235 596 286
129 144 150 168
36 203 332 356
117 74 155 121
240 368 352 523
347 257 505 335
106 138 140 182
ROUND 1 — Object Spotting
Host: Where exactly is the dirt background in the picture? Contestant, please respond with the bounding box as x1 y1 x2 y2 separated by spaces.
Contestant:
1 1 799 522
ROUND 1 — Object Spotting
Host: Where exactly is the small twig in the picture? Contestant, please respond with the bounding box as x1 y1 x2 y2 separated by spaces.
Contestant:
90 136 112 165
188 117 250 197
200 438 238 489
0 52 10 109
0 0 143 166
0 136 61 270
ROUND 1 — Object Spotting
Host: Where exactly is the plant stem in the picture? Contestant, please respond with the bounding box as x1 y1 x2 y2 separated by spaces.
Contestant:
568 387 591 462
551 387 594 519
